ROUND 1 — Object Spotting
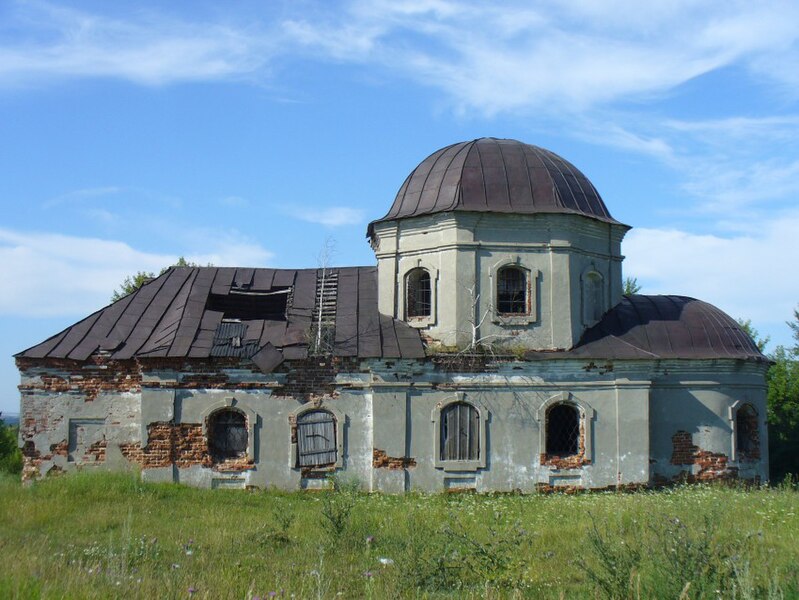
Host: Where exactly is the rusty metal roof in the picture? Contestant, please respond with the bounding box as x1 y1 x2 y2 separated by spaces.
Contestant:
368 138 624 239
16 266 426 367
528 295 767 362
18 274 763 367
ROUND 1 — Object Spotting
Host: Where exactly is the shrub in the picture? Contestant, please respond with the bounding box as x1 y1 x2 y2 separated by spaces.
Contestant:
0 416 22 476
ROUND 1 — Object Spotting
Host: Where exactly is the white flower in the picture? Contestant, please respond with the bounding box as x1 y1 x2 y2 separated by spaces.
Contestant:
378 557 394 566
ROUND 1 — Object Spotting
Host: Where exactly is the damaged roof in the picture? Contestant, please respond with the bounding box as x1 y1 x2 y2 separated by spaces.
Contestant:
528 295 767 362
368 138 626 239
18 272 764 369
16 266 426 368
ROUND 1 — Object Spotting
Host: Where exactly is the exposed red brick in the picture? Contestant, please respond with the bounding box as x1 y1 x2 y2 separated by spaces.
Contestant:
120 421 253 471
271 357 359 399
669 430 738 481
50 440 68 457
372 448 416 469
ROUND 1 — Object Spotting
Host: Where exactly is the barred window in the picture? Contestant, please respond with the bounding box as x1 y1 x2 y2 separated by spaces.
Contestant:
545 403 580 457
208 409 247 461
440 402 480 461
297 410 337 467
406 268 432 318
497 266 527 314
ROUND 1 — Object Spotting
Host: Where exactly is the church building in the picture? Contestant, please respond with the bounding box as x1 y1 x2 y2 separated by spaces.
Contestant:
15 138 769 491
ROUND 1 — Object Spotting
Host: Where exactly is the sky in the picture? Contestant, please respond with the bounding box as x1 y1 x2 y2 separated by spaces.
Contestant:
2 0 799 415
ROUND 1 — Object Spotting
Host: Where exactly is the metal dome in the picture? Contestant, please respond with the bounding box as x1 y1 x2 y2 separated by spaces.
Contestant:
368 137 621 238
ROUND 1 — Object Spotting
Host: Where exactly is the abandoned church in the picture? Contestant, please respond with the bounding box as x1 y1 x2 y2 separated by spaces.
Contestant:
15 138 770 491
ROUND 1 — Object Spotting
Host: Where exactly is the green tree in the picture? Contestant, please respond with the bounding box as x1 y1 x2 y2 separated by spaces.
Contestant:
623 276 642 295
766 345 799 481
111 257 205 302
736 318 770 353
763 306 799 481
0 414 22 475
789 304 799 354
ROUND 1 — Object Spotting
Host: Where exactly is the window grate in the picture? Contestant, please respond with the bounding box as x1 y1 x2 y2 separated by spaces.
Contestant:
406 268 432 318
209 410 247 461
497 267 527 314
546 404 580 456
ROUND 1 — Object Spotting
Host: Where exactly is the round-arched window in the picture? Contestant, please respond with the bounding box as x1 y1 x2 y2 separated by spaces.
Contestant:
440 402 480 461
406 268 432 318
546 403 580 456
296 410 337 467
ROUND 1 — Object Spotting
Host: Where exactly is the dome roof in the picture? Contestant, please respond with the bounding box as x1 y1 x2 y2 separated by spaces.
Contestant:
526 295 767 362
368 137 622 238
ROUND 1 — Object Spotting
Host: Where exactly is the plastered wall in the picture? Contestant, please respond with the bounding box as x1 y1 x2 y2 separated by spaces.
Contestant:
17 355 768 491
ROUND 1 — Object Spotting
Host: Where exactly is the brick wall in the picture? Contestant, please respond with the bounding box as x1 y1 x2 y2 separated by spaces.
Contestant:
120 421 254 472
272 357 360 399
670 430 738 482
17 356 141 401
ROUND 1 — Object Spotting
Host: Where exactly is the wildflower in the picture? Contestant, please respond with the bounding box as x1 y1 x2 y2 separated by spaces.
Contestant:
188 587 196 595
172 563 181 569
378 558 394 566
363 571 373 578
366 535 374 545
269 593 277 598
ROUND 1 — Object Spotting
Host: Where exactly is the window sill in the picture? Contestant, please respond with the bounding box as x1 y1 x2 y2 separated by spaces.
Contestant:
492 314 536 326
406 316 435 328
434 460 485 472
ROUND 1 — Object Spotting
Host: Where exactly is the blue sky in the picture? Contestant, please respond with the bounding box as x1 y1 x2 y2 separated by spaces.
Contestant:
2 0 799 414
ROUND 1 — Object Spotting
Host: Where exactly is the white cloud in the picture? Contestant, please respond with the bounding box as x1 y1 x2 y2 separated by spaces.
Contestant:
0 228 273 317
43 186 123 208
3 1 798 116
0 2 275 87
282 0 799 115
581 114 799 218
293 206 365 227
623 213 799 345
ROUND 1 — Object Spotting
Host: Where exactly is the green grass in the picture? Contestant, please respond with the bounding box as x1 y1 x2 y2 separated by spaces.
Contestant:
1 472 798 599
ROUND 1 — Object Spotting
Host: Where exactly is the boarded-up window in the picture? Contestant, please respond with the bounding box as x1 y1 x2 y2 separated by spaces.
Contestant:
68 418 105 463
440 402 480 461
736 404 759 456
297 410 337 467
497 266 527 314
583 272 604 324
546 403 580 456
406 268 432 318
209 410 248 461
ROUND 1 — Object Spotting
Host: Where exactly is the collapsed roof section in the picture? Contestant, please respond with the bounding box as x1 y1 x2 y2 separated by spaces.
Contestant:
16 266 427 369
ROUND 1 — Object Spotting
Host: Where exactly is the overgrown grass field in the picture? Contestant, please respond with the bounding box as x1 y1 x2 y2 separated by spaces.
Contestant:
1 472 798 599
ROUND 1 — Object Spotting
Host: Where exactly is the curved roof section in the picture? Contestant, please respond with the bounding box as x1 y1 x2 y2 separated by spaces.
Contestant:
368 137 623 238
532 295 766 362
